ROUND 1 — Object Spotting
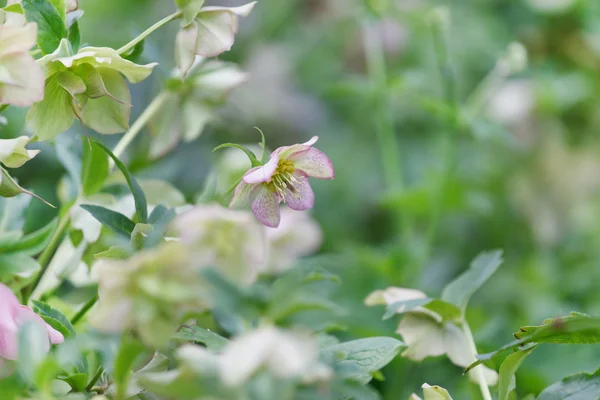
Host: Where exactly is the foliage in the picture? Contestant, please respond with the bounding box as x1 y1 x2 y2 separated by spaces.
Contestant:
1 0 600 399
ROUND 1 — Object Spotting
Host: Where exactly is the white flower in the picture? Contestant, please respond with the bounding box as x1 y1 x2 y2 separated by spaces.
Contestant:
0 136 39 168
265 208 323 273
487 80 535 125
217 326 330 386
172 204 267 285
0 22 44 106
366 287 499 386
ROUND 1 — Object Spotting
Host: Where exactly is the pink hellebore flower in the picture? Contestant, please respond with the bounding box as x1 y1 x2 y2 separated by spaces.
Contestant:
231 136 334 228
0 283 64 373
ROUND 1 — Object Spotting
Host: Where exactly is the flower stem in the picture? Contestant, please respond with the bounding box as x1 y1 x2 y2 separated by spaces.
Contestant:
85 366 104 392
71 294 99 325
422 15 459 265
23 210 71 303
361 18 410 239
112 91 169 162
117 11 182 55
462 321 493 400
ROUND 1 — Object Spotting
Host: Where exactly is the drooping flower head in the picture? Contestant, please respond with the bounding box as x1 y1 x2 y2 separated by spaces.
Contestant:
231 136 334 227
0 283 64 375
0 21 44 107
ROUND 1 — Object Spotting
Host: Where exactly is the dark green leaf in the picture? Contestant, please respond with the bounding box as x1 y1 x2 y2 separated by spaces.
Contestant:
321 337 405 384
537 368 600 400
441 249 503 311
121 39 145 63
21 0 68 54
81 139 109 196
59 372 88 392
88 139 148 223
0 218 57 255
68 19 80 52
32 300 76 337
173 326 229 351
113 338 145 400
80 204 135 238
467 313 600 372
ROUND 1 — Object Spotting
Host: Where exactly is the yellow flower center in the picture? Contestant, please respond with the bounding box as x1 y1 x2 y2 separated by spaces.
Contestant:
267 159 299 200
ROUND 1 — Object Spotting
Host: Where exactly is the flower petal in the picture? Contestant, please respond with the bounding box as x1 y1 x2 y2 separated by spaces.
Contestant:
230 180 256 208
274 136 319 160
0 284 19 360
243 154 279 184
251 186 281 227
283 172 314 211
14 306 51 354
290 147 334 179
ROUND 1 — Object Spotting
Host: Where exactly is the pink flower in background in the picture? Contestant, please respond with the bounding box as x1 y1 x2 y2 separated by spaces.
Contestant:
0 283 64 373
230 136 334 228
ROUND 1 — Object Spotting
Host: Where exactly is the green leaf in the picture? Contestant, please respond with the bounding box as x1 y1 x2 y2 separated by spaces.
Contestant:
0 168 53 207
22 0 68 54
537 368 600 400
0 218 57 255
94 245 131 260
49 0 66 20
121 39 145 63
441 249 503 311
87 139 148 223
0 252 40 281
173 326 229 351
497 346 536 400
467 313 600 372
80 204 136 237
423 299 463 322
113 338 145 400
82 68 131 134
59 372 88 392
26 76 75 141
81 139 109 196
67 19 80 51
32 300 76 337
321 337 405 384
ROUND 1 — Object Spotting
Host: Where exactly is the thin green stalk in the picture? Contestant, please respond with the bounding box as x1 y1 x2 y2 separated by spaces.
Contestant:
462 321 493 400
361 18 410 239
423 18 459 265
23 210 71 303
117 11 182 55
112 91 169 162
71 294 99 325
85 366 104 392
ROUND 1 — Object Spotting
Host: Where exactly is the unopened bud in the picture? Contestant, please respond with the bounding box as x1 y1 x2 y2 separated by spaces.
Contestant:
504 42 528 74
429 7 451 31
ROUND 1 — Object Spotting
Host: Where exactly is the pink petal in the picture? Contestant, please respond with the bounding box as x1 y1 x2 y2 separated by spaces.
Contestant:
284 172 315 211
0 285 21 360
229 180 257 208
15 306 64 350
251 186 281 227
243 154 279 184
0 319 18 360
289 147 334 179
274 136 319 160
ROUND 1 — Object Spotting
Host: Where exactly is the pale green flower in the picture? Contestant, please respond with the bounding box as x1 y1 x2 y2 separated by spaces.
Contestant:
0 136 39 168
26 39 157 141
0 22 44 106
175 2 256 77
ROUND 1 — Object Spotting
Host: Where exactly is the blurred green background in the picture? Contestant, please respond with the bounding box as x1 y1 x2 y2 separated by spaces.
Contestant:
4 0 600 398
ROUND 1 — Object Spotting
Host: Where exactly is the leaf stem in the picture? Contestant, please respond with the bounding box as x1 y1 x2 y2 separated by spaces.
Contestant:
71 294 99 325
361 18 410 239
462 321 493 400
85 366 105 392
23 210 71 303
112 91 169 162
117 11 183 55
